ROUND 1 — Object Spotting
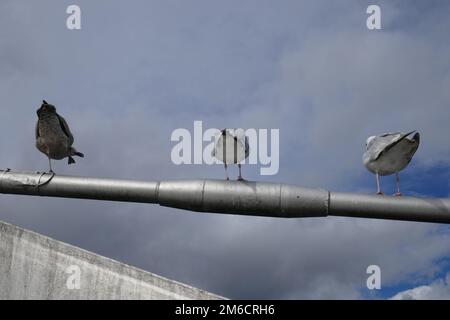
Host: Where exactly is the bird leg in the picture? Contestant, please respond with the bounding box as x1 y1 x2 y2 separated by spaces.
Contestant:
376 173 383 195
237 164 245 181
224 163 229 181
394 172 402 196
48 156 54 173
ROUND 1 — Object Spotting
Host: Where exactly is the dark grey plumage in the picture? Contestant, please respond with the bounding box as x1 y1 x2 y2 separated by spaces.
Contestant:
35 100 84 172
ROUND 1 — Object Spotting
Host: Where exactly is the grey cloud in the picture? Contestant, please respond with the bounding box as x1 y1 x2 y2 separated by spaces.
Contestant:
1 0 450 299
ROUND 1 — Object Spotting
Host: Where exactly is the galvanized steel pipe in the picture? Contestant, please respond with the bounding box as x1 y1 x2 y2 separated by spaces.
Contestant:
1 170 450 223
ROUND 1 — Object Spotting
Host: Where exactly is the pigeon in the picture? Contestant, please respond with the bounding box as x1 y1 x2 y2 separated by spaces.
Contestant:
363 131 420 195
212 128 249 181
35 100 84 172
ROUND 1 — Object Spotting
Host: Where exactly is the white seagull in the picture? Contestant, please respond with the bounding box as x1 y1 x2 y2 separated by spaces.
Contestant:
212 128 249 181
363 131 420 195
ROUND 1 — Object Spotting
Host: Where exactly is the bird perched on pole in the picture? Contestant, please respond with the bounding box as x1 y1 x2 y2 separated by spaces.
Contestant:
35 100 84 172
363 131 420 196
212 128 249 181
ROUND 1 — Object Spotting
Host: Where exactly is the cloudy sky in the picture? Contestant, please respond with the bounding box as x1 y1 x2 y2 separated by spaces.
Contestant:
1 0 450 299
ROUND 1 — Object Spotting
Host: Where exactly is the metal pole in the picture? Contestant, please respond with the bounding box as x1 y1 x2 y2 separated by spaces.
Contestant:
1 169 450 224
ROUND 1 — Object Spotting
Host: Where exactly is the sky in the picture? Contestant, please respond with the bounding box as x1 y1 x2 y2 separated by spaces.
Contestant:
1 0 450 299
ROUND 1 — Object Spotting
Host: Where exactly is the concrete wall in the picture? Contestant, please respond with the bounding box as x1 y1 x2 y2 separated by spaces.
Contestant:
0 220 224 300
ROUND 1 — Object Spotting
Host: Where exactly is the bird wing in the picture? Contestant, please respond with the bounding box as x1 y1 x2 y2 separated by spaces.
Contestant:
369 131 416 161
57 114 74 145
230 129 249 162
35 121 40 139
244 136 250 158
213 134 227 163
233 129 250 160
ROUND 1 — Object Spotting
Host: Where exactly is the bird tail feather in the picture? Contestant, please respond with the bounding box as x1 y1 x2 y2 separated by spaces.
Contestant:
380 131 417 156
70 147 84 158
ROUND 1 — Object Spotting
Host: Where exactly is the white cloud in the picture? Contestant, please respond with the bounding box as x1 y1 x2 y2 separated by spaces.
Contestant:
391 273 450 300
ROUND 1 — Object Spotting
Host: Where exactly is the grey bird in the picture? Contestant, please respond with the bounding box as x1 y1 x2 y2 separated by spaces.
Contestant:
363 131 420 195
35 100 84 172
212 128 249 181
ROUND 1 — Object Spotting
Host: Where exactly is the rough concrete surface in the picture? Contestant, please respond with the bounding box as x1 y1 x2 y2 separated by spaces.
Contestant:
0 219 224 300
